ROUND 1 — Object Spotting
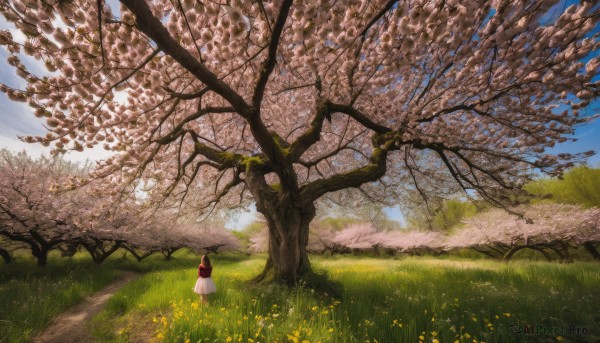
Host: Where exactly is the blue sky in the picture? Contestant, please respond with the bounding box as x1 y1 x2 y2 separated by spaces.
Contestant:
0 3 599 229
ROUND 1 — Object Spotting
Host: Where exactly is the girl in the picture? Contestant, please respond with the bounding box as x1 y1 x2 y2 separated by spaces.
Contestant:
193 255 217 303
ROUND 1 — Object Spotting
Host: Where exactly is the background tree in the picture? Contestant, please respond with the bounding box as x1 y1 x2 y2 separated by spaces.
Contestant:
1 0 599 284
404 196 481 230
71 194 141 264
525 166 600 208
445 204 600 261
0 150 84 266
430 199 479 231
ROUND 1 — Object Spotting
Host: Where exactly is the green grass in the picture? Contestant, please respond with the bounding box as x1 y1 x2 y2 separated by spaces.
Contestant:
0 248 207 343
91 253 600 343
2 250 598 342
0 251 118 343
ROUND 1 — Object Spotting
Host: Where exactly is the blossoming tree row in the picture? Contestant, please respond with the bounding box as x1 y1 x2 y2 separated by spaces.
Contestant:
0 151 240 265
250 204 600 261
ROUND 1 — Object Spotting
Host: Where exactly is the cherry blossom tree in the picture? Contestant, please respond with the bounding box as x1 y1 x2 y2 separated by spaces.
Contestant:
307 228 348 255
70 194 140 263
147 221 242 259
302 222 446 256
446 204 600 261
1 1 599 283
0 150 136 264
380 229 446 255
0 150 84 265
330 223 382 253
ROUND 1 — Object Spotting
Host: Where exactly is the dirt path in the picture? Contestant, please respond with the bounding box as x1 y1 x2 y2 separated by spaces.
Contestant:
33 271 141 343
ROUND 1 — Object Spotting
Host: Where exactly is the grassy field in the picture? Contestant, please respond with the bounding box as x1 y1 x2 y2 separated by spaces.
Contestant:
84 252 599 343
0 252 118 343
0 249 199 343
1 251 598 342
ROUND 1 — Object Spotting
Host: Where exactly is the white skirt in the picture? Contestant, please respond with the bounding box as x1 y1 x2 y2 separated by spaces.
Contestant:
193 277 217 294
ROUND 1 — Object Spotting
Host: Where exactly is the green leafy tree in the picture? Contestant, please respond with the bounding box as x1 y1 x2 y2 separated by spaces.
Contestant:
526 166 600 208
431 199 479 231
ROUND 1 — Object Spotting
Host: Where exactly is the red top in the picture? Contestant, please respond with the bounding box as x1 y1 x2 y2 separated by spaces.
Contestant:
198 264 212 278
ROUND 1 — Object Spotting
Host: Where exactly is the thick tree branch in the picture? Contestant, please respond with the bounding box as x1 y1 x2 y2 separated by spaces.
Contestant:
287 100 330 162
328 102 391 134
300 141 395 201
197 170 243 211
154 106 235 145
162 86 209 100
120 0 251 116
191 139 244 168
252 0 293 108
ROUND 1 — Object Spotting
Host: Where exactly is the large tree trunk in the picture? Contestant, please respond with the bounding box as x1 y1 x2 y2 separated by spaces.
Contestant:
253 203 315 285
246 166 316 285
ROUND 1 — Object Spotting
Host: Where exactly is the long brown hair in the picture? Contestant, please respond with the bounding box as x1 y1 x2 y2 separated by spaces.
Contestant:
201 255 211 268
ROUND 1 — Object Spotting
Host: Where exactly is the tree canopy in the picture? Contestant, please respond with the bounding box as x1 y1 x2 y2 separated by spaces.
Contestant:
1 0 599 283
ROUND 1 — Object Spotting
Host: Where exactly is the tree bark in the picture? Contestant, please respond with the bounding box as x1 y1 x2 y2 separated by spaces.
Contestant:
122 245 155 261
583 242 600 261
0 247 11 264
245 161 317 286
253 203 315 285
81 239 123 264
57 243 79 257
0 231 58 266
161 247 181 260
32 245 49 266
